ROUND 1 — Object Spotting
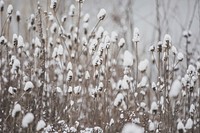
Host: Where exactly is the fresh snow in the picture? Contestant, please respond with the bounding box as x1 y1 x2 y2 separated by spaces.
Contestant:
122 123 144 133
138 59 149 72
185 118 193 129
123 50 133 67
24 81 34 91
97 8 106 20
36 119 46 131
169 79 182 97
12 103 21 117
22 113 34 128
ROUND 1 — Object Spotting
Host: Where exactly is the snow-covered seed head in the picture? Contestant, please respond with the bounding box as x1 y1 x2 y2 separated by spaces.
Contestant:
18 35 24 48
83 13 90 22
132 27 140 42
30 14 35 25
76 0 85 3
177 52 184 61
16 10 21 22
111 31 118 42
7 4 13 15
67 70 73 82
151 101 158 114
8 86 17 95
157 41 162 52
12 103 21 117
61 15 67 23
0 0 4 12
69 4 75 17
22 113 34 128
171 46 177 55
149 45 155 52
138 59 149 72
123 50 133 67
13 34 18 46
24 81 34 92
97 8 106 20
118 38 125 48
50 0 57 10
163 34 172 49
85 71 90 80
36 119 46 131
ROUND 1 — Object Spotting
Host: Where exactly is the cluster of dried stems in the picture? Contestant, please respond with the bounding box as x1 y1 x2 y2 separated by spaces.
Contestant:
0 0 199 133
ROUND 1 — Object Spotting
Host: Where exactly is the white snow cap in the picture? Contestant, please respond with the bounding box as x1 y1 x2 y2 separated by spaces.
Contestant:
0 1 4 9
118 38 125 48
177 120 185 130
149 121 155 131
24 81 34 91
22 113 34 128
177 52 184 61
69 4 75 17
8 86 17 95
83 13 90 22
7 4 13 15
138 59 149 72
111 31 118 42
169 79 182 98
185 118 193 129
151 101 158 113
12 103 21 117
18 35 24 48
171 46 177 55
122 123 144 133
163 34 172 43
50 0 57 9
36 119 46 131
123 50 133 67
133 27 140 42
97 8 106 20
85 71 90 80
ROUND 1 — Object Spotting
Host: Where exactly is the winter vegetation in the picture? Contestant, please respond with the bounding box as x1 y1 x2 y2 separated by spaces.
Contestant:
0 0 200 133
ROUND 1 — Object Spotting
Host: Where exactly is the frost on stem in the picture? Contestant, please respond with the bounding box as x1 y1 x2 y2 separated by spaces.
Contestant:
22 113 34 128
12 103 21 117
97 8 106 20
122 123 144 133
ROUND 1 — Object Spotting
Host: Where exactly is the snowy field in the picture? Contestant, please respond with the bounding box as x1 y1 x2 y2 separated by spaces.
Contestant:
0 0 200 133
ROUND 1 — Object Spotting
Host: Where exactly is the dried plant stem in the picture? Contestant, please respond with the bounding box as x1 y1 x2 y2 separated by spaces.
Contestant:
135 42 138 90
